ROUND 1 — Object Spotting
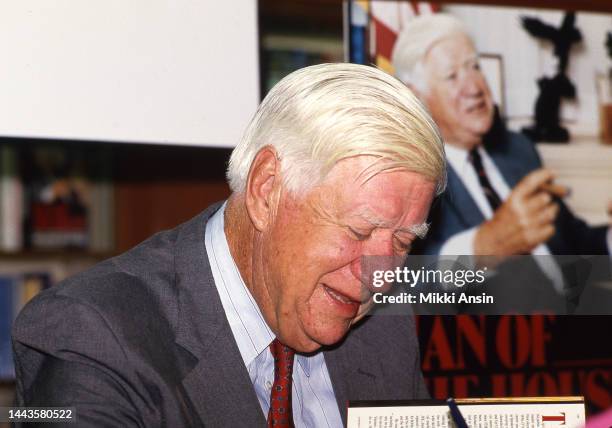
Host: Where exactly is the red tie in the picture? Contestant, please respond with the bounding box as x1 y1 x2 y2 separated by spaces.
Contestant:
268 339 295 428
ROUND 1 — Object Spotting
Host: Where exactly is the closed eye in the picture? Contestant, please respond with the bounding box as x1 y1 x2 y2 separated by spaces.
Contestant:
348 227 371 241
393 232 414 256
393 239 412 256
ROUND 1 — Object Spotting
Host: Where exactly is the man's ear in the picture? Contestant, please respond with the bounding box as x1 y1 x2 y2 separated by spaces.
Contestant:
244 146 281 232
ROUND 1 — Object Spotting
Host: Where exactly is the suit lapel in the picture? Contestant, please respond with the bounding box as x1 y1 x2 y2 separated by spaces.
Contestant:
181 324 267 427
173 204 266 427
323 324 388 427
487 144 525 189
446 165 485 228
323 344 351 426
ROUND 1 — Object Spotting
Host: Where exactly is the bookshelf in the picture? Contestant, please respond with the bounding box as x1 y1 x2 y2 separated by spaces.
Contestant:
0 250 112 262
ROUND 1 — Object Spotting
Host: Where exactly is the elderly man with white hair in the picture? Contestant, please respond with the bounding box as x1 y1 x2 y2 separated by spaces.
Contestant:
392 14 611 265
13 63 445 427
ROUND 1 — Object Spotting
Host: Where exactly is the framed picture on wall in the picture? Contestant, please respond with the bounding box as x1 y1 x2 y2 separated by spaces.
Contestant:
479 53 506 116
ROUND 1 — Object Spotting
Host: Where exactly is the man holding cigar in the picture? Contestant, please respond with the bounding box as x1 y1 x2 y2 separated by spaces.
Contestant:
392 14 611 267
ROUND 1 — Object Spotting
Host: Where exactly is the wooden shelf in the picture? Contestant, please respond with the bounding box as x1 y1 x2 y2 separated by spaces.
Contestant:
259 0 612 34
260 0 343 34
0 250 115 262
441 0 612 13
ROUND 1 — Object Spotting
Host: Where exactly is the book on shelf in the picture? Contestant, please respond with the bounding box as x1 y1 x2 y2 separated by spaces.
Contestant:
88 147 114 253
19 144 114 253
0 145 24 252
23 146 89 250
0 271 52 380
0 274 16 380
261 34 343 95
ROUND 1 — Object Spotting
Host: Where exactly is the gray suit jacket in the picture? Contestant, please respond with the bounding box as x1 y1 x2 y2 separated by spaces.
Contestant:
12 203 428 427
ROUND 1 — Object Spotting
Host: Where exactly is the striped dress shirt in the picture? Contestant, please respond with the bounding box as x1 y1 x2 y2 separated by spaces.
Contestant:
204 203 344 428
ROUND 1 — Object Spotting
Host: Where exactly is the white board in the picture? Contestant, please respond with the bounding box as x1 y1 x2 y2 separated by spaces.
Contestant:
0 1 259 147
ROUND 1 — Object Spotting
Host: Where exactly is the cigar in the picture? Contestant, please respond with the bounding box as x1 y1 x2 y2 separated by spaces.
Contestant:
541 182 570 198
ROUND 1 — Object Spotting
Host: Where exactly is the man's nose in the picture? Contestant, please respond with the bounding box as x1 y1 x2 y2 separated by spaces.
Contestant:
462 73 484 97
349 231 397 286
363 229 395 257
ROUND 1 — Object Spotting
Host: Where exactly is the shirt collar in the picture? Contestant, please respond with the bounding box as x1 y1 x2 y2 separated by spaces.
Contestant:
205 203 274 365
205 203 311 377
444 142 471 172
445 143 490 175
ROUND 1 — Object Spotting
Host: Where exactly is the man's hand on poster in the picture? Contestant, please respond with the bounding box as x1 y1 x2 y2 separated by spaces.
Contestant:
474 168 567 258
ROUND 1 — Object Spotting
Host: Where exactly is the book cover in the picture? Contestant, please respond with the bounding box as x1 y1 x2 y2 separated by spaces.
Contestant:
22 146 89 250
348 397 586 428
0 275 17 380
0 145 24 252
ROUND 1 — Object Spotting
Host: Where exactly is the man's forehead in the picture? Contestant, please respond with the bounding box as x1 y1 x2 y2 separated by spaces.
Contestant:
325 155 384 180
314 158 433 217
425 34 478 68
326 156 420 187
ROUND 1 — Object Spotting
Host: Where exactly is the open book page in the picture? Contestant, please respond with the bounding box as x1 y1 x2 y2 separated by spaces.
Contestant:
347 397 585 428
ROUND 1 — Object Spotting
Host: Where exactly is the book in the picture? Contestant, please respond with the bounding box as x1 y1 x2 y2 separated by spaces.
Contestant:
0 275 17 380
88 147 114 253
0 270 52 380
0 145 24 252
22 146 89 250
20 144 115 252
16 272 51 310
416 315 612 415
347 397 585 428
261 34 343 96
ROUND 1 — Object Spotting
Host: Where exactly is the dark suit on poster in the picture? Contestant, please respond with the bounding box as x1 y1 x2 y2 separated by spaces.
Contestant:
12 203 428 428
412 131 609 313
417 131 609 258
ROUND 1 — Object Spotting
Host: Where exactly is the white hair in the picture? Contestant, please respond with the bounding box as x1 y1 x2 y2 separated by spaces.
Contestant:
227 63 446 195
391 14 468 91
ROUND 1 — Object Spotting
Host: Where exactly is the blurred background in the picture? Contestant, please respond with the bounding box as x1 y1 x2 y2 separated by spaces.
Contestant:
1 0 611 421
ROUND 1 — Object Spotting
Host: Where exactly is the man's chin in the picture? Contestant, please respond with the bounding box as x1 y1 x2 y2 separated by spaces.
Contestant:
294 305 375 351
470 111 494 135
462 124 492 143
299 322 353 351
